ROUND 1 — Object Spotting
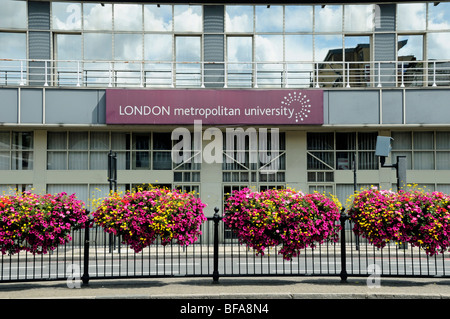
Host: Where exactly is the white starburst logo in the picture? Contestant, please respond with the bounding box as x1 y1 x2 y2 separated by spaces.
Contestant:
281 92 311 123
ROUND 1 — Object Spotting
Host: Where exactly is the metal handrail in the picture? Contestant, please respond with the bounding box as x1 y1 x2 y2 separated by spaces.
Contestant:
1 58 450 89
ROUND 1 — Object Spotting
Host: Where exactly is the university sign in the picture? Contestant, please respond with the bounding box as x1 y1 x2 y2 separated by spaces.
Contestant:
105 89 323 125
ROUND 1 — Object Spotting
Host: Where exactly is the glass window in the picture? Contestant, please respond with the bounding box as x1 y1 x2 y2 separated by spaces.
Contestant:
344 5 374 32
428 33 450 60
285 6 312 32
52 2 82 30
144 4 173 31
428 2 450 31
398 35 423 61
114 4 143 31
84 33 112 60
314 35 343 62
227 36 253 87
114 34 143 61
176 36 201 86
315 5 342 33
226 6 253 32
174 5 202 32
0 0 27 29
255 5 283 32
285 35 314 87
145 34 173 61
285 35 313 62
0 32 26 85
255 35 283 62
55 34 82 86
397 3 426 31
83 3 112 30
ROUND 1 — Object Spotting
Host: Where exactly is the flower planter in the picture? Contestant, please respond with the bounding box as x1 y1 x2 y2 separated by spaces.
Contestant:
223 188 342 260
93 187 207 253
348 188 450 256
0 191 88 255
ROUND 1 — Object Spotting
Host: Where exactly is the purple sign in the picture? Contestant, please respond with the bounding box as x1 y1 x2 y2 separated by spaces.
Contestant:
106 89 323 125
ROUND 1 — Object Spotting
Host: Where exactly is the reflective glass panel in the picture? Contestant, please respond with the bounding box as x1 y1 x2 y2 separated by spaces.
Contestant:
52 2 82 30
0 0 27 29
428 33 450 60
255 5 283 32
285 6 313 32
174 5 202 32
285 35 313 61
225 6 253 32
114 4 143 31
428 3 450 30
145 34 173 61
144 5 173 31
398 35 423 61
114 34 143 61
315 5 342 32
314 35 343 61
255 35 283 62
397 3 426 31
344 5 374 32
84 33 112 60
83 3 112 30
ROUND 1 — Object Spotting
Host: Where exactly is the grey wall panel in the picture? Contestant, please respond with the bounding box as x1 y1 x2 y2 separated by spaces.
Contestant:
20 89 43 124
381 90 403 124
204 35 224 88
45 89 106 124
28 1 50 30
405 89 450 124
0 89 18 124
327 90 380 125
375 4 396 32
204 5 224 33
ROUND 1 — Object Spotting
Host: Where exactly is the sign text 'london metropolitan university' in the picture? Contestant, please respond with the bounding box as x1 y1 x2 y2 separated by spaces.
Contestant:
106 89 324 125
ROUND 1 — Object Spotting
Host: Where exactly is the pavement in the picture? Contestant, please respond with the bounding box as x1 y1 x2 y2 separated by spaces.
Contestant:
0 275 448 317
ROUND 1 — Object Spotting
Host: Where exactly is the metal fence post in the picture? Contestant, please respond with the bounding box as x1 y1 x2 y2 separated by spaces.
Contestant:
81 218 91 285
212 207 220 283
339 210 348 283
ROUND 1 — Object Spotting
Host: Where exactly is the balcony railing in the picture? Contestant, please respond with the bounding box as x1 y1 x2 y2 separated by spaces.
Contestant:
1 58 450 89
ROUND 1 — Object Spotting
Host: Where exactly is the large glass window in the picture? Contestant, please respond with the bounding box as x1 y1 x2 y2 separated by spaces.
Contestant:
0 0 27 29
344 5 374 32
174 5 202 32
255 5 283 33
144 4 173 31
54 34 82 86
0 132 33 170
307 132 377 171
314 5 342 33
285 6 312 32
52 2 82 30
227 36 253 87
225 6 253 33
175 36 201 86
114 4 143 31
391 131 450 170
397 3 426 31
428 2 450 31
83 3 112 30
0 32 26 85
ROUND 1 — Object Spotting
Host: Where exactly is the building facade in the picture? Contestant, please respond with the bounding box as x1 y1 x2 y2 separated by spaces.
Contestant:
2 0 450 215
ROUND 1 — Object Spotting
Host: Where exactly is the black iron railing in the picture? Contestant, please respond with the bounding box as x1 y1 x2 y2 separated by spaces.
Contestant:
1 208 449 284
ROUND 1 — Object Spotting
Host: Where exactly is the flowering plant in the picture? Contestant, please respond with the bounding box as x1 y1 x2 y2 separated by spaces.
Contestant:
347 187 450 256
92 187 207 253
223 188 342 260
0 191 88 255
